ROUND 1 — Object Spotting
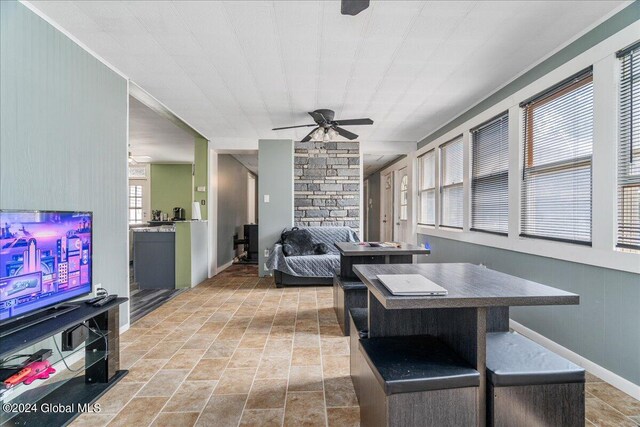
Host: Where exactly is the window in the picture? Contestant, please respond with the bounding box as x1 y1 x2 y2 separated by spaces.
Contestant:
129 185 143 224
418 150 436 225
521 68 594 244
471 113 509 235
617 42 640 250
400 175 408 221
440 136 464 228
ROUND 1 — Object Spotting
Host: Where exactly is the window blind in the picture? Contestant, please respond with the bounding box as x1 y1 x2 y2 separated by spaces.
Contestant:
440 136 464 228
521 68 593 244
471 113 509 235
418 150 436 225
617 42 640 250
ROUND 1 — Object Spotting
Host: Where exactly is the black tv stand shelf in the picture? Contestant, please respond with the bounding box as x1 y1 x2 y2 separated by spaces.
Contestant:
0 297 128 427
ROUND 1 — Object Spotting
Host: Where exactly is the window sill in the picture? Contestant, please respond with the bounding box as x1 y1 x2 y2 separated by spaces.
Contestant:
416 226 639 274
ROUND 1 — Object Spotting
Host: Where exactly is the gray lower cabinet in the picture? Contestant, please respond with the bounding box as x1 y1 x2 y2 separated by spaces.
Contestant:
133 232 175 289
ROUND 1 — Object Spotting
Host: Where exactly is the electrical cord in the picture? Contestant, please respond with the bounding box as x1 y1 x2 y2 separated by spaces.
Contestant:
0 354 31 370
53 321 109 373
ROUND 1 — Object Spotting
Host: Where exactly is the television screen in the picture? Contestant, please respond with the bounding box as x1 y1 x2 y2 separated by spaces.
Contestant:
0 211 92 323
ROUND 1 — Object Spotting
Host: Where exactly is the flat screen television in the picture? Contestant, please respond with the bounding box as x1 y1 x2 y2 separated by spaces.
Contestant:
0 210 92 325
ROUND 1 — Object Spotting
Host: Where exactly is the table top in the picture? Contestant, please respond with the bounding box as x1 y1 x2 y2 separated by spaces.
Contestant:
335 241 431 256
353 263 579 309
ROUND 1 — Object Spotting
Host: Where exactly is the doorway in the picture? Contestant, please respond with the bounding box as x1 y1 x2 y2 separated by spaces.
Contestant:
394 168 409 243
247 173 257 224
382 172 394 241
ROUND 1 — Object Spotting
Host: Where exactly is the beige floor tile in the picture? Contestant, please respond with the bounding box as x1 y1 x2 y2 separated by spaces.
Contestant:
324 375 358 407
214 368 258 395
292 333 320 349
291 347 321 366
256 356 291 379
120 350 148 370
288 365 324 392
164 348 206 370
204 339 240 358
239 409 284 427
96 382 144 413
264 339 293 358
70 413 115 427
182 335 215 350
138 369 190 397
327 407 360 427
321 337 350 356
197 394 248 427
283 391 326 427
587 382 640 416
585 397 637 427
163 381 218 413
151 412 199 427
246 378 288 409
122 358 167 383
106 397 168 427
228 348 264 368
322 355 350 377
143 341 184 360
238 333 269 349
186 358 229 381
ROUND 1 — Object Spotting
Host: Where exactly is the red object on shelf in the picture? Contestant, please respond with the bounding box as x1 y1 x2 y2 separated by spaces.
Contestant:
3 360 55 387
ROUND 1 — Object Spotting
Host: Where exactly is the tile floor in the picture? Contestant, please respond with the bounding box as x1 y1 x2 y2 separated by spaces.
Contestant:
70 265 639 427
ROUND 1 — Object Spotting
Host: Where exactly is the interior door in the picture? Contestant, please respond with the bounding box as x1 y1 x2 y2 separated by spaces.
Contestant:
394 168 409 243
247 173 257 224
382 172 394 242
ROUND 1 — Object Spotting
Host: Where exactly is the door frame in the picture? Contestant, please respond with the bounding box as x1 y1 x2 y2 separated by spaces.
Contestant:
381 171 394 242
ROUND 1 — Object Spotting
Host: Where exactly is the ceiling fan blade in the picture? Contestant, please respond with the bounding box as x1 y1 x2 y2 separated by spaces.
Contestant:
341 0 369 16
333 126 358 140
272 124 317 130
332 118 373 126
308 111 327 125
301 127 319 142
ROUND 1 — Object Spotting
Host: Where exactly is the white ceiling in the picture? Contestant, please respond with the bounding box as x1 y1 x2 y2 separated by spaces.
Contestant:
31 1 626 150
364 154 403 177
129 96 195 163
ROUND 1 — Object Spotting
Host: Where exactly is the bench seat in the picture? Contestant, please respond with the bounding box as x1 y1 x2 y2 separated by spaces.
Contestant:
333 271 367 335
354 334 479 426
486 332 585 427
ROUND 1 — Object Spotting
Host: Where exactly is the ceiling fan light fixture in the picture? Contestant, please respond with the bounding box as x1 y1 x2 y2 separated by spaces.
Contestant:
311 128 324 141
327 128 338 140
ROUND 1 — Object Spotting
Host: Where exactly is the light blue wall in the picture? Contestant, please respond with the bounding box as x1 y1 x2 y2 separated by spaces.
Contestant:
417 234 640 386
0 2 130 326
258 139 293 277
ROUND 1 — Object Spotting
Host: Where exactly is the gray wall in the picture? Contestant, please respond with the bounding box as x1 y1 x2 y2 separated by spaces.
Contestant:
365 172 381 241
417 234 640 386
0 2 130 327
258 139 293 277
217 154 254 267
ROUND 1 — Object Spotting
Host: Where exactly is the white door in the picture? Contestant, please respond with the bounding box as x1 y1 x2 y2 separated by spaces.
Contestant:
382 172 394 242
394 168 409 243
247 173 257 223
128 179 150 224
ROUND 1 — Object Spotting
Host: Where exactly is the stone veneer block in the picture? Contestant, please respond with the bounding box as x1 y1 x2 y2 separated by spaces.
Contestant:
294 141 361 235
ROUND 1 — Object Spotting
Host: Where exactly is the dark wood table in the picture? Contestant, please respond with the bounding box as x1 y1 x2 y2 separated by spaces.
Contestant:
352 263 579 427
334 242 430 280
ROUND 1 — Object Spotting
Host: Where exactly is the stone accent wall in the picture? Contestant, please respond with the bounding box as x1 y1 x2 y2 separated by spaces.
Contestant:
294 141 360 234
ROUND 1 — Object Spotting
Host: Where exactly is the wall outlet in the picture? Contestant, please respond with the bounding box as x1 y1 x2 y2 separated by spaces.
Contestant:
200 199 205 205
264 194 270 203
197 186 206 192
264 249 269 257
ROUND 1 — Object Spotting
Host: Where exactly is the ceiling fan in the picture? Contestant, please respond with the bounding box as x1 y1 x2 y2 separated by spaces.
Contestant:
272 109 373 142
341 0 370 16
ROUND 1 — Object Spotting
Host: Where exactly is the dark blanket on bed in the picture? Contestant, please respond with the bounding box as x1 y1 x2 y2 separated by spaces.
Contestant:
280 227 328 256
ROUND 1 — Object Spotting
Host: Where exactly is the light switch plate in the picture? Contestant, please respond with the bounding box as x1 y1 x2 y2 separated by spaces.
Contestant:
264 195 270 203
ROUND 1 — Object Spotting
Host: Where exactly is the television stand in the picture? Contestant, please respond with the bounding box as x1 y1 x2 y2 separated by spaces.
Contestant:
0 304 80 338
0 298 128 426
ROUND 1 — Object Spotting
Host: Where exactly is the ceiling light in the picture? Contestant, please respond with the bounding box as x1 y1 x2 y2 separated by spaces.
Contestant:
327 128 338 140
311 128 324 141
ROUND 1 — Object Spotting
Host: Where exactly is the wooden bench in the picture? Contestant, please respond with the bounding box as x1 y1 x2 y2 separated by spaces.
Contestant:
354 335 480 426
486 332 585 427
333 270 367 335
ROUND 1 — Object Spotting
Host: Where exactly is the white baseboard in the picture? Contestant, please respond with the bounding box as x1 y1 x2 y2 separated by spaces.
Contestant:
119 322 130 335
509 319 640 400
216 260 234 275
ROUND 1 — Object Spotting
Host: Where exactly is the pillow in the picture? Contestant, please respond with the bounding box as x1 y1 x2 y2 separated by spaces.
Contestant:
280 228 328 256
